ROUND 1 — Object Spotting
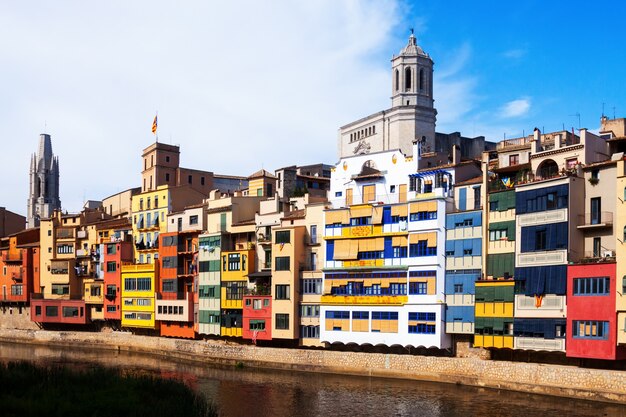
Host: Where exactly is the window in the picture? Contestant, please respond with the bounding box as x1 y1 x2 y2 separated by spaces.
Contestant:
390 185 396 193
275 231 290 244
106 261 117 273
419 68 424 90
535 229 547 251
165 173 170 182
250 320 265 331
454 218 473 228
302 278 322 294
275 256 290 271
188 175 192 184
408 323 436 334
409 241 435 257
372 311 398 320
90 285 101 297
201 176 205 186
454 284 463 293
301 305 320 317
573 277 610 296
162 279 176 292
107 305 116 313
590 197 601 225
275 313 289 330
190 215 198 225
106 244 116 255
409 282 427 295
310 225 317 244
56 244 74 254
350 216 371 226
335 191 342 197
62 306 79 318
394 69 399 91
45 306 58 317
489 229 508 241
225 282 245 300
51 284 69 295
591 169 599 180
326 311 349 319
352 311 369 319
300 325 320 339
227 253 241 271
404 67 412 90
106 285 116 297
573 320 608 339
275 284 290 300
409 211 437 221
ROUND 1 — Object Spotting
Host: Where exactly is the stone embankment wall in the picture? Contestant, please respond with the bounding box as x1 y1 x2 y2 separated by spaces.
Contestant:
0 328 625 403
0 307 39 330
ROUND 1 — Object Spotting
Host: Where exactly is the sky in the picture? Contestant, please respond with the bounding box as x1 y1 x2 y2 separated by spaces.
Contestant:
1 0 625 215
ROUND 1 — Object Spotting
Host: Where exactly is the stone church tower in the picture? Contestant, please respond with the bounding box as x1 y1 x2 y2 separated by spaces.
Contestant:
27 134 61 228
338 32 437 159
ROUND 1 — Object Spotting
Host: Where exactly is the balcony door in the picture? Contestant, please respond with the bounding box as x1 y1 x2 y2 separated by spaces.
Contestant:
590 197 601 225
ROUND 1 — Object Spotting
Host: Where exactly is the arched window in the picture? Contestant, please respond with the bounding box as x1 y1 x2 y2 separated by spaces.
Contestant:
395 69 399 91
405 67 412 91
419 69 424 90
373 125 376 134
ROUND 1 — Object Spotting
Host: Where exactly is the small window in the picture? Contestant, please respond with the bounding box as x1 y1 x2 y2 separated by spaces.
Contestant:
188 175 192 184
189 215 198 225
166 156 170 163
390 185 396 193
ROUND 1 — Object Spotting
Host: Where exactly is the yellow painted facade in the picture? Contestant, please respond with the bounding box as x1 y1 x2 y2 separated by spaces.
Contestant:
474 280 514 348
120 263 158 329
220 249 254 336
474 335 514 349
131 186 170 264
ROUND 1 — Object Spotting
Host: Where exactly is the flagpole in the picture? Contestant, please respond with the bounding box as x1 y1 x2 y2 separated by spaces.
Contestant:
156 111 159 143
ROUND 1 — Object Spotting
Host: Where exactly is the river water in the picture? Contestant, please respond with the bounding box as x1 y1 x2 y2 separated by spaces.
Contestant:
0 341 624 417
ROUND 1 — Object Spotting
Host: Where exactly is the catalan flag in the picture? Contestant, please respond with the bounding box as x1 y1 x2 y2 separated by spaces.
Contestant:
151 114 158 135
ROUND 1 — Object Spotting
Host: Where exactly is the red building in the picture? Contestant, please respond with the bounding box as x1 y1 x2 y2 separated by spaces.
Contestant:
567 262 626 360
242 293 272 342
156 231 196 339
31 298 90 324
102 240 134 321
0 229 39 307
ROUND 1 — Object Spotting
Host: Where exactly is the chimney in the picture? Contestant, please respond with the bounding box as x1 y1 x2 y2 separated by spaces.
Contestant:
452 144 461 166
533 128 541 154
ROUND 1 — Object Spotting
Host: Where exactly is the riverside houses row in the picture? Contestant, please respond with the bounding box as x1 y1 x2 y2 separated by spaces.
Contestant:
5 32 626 362
18 116 626 361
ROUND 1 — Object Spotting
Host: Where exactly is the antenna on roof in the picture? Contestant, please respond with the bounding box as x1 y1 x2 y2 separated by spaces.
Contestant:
602 102 605 118
613 106 616 119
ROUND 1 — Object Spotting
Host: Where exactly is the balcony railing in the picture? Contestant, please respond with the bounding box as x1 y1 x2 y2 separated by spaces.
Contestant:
496 136 532 150
244 286 271 296
4 252 23 262
56 229 75 239
577 211 613 228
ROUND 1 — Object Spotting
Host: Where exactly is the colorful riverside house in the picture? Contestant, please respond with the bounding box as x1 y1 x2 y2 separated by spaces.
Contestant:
155 205 204 339
196 192 264 338
0 228 39 310
617 157 626 348
131 184 206 265
32 210 107 326
97 219 133 325
120 262 158 331
320 141 454 350
566 156 626 359
444 172 483 341
476 135 528 349
512 128 608 352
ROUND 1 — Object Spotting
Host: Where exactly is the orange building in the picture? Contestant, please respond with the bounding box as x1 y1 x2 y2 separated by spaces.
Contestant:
0 228 39 308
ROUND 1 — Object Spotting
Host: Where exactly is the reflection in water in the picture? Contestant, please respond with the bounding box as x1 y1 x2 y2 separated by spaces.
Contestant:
0 341 624 417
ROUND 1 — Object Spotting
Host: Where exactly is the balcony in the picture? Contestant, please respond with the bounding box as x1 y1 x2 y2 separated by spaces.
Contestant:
577 212 613 229
578 251 616 263
4 252 23 263
496 136 532 151
514 336 565 352
56 229 75 239
244 286 271 296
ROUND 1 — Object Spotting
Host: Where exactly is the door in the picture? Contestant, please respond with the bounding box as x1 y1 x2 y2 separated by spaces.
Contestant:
346 188 353 206
398 184 407 203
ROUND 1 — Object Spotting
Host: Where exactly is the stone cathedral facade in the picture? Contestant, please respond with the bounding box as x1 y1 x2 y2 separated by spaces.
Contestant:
27 133 61 228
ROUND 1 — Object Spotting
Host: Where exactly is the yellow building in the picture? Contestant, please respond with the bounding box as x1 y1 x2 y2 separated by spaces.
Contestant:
246 169 276 197
220 246 255 337
131 185 206 264
473 280 514 349
120 263 158 329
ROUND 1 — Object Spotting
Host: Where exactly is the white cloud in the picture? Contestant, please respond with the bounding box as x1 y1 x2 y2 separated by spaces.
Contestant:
500 98 531 118
0 0 403 214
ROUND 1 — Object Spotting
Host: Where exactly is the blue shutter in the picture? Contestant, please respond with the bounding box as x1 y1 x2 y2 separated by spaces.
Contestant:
384 237 393 258
326 240 334 261
454 240 463 257
472 238 482 256
459 188 467 211
383 206 392 224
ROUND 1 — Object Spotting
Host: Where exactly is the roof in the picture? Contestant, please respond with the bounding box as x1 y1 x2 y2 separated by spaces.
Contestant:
398 33 428 57
207 205 232 214
455 175 483 186
493 162 531 174
582 159 618 170
248 271 272 279
232 219 256 226
94 217 131 230
248 169 276 180
282 209 305 220
297 174 330 181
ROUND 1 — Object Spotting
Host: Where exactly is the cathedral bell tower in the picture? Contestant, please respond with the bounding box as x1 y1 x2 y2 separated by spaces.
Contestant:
27 134 61 228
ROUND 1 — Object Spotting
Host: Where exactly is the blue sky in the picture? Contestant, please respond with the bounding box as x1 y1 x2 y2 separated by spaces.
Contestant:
1 0 624 215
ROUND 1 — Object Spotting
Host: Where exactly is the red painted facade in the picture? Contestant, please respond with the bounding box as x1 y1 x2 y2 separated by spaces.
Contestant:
566 262 626 360
30 298 90 324
0 230 39 305
158 232 179 300
242 295 272 341
103 241 133 320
